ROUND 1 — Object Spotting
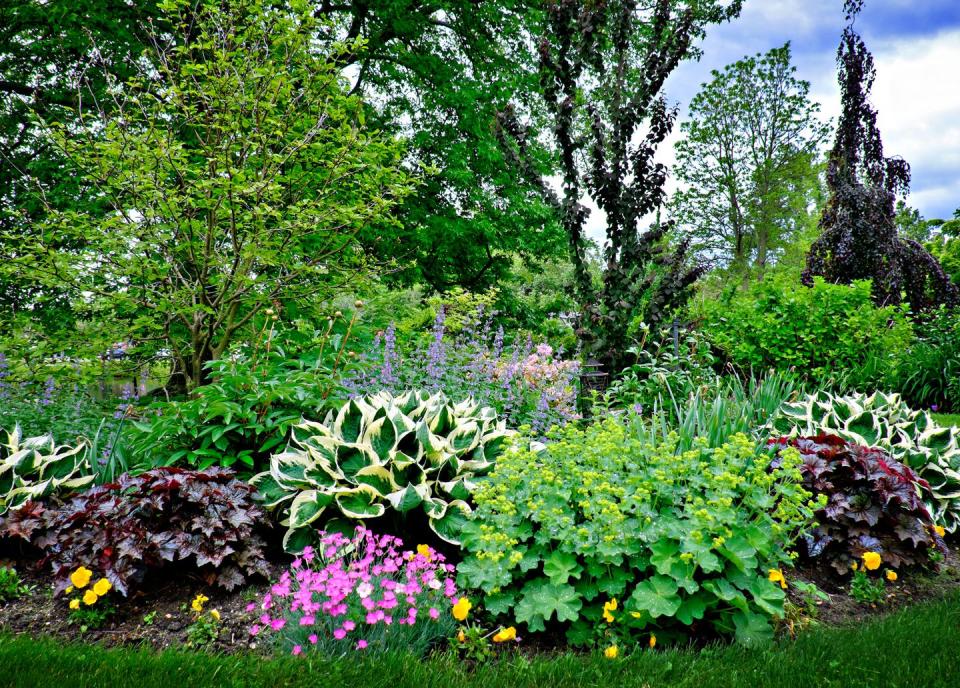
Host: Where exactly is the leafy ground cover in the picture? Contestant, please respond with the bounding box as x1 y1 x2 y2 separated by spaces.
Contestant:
2 589 960 688
932 413 960 428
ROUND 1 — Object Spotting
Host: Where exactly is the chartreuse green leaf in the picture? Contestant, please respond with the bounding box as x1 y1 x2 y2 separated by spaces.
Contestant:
629 575 682 619
544 550 583 585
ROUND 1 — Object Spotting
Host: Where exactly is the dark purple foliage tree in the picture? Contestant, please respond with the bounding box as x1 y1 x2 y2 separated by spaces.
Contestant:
802 0 958 311
496 0 742 372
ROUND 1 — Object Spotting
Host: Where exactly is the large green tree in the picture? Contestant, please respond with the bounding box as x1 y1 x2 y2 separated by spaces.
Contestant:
313 0 567 290
9 0 413 391
672 43 829 274
0 1 161 348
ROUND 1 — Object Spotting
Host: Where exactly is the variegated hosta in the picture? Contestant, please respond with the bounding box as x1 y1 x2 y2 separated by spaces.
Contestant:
251 391 515 552
0 426 92 514
772 390 960 532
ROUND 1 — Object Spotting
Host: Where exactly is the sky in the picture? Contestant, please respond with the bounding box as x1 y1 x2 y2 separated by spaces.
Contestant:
665 0 960 219
585 0 960 242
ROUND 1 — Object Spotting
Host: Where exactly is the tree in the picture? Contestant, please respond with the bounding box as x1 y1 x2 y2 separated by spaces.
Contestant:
9 0 414 391
497 0 742 371
802 0 957 311
672 44 829 274
312 0 568 291
0 1 162 344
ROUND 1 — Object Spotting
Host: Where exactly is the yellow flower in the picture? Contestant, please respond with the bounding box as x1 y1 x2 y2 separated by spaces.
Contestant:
210 609 221 622
862 551 882 571
649 634 657 649
191 594 209 613
70 567 93 589
416 544 432 560
452 597 472 621
65 586 74 594
69 598 80 610
457 630 466 643
851 562 859 571
885 570 898 582
604 645 619 659
934 525 946 537
630 612 643 619
82 589 98 606
602 598 618 623
92 578 112 597
768 569 787 589
492 626 517 643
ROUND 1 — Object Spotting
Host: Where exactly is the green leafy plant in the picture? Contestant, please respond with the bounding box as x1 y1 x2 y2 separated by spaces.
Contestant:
457 419 818 647
849 569 886 604
0 566 30 602
604 326 720 416
132 316 359 474
772 390 960 532
0 426 91 514
697 276 912 385
186 594 221 650
891 306 960 412
252 391 515 552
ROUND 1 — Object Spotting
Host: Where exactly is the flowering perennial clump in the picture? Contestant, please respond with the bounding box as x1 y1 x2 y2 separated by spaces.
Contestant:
64 566 115 628
348 308 580 433
458 418 820 647
251 528 460 656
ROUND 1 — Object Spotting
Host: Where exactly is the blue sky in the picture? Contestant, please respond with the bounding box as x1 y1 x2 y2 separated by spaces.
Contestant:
662 0 960 221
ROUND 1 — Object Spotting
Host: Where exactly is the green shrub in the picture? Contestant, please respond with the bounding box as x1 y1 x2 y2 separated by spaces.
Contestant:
772 390 960 532
252 390 514 552
696 277 911 383
890 306 960 412
0 426 91 514
131 324 357 474
603 327 720 415
457 420 818 647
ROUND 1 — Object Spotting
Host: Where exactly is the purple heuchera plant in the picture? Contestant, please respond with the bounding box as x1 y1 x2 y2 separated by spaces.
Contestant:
250 528 459 656
348 307 580 433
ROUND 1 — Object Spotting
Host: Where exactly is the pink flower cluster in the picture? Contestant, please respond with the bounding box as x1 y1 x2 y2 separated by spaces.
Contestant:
495 343 580 416
249 528 460 656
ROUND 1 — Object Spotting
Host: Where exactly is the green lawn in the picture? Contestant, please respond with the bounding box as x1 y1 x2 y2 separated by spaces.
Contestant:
933 413 960 429
2 591 959 688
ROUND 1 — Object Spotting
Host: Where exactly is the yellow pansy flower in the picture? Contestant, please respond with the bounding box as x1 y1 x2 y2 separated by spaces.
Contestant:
604 645 619 659
65 586 74 594
885 570 898 582
452 597 472 621
69 598 80 610
492 626 517 643
602 598 618 623
92 578 112 596
70 567 93 589
210 609 221 622
457 630 466 643
82 589 98 606
416 544 432 560
862 551 881 571
649 634 657 649
934 525 946 537
191 594 209 613
768 569 787 589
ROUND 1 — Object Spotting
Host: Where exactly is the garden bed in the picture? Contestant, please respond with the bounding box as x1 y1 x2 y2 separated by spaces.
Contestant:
2 589 960 688
2 543 957 655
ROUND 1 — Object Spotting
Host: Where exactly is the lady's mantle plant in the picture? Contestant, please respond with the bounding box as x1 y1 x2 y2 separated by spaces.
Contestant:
250 528 458 656
457 419 820 647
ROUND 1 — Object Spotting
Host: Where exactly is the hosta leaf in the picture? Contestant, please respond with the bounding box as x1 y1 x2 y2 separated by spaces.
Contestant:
288 490 332 529
335 486 385 519
353 465 397 496
363 416 398 462
386 483 430 513
429 499 471 544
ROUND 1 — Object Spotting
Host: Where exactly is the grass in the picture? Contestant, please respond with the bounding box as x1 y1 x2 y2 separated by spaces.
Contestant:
932 412 960 428
1 591 959 688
